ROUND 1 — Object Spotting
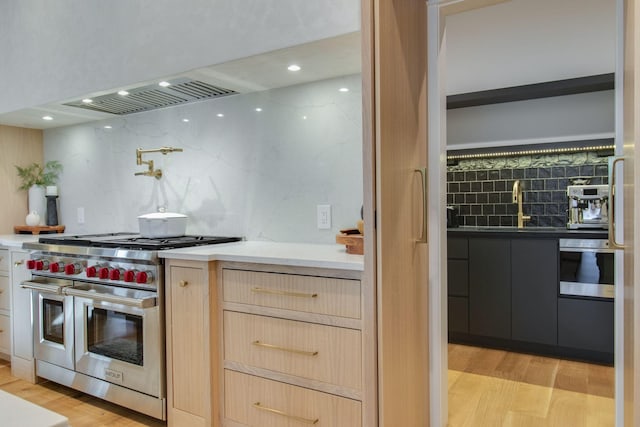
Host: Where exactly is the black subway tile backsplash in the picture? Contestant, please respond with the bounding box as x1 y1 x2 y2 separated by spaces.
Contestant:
447 150 608 228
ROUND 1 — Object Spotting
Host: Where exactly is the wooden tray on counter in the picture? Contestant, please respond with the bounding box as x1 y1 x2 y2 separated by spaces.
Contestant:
336 233 364 255
14 225 65 235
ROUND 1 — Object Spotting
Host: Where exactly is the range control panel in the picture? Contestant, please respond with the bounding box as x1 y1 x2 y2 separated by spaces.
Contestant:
26 254 159 290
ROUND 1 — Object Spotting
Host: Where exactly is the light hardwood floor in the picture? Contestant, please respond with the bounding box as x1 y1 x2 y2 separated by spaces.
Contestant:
448 344 615 427
0 359 165 426
0 345 614 426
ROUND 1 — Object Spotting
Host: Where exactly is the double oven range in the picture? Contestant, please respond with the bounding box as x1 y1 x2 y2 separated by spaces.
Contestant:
22 233 241 420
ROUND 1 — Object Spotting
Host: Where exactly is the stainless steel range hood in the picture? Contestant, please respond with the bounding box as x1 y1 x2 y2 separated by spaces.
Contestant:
63 78 237 115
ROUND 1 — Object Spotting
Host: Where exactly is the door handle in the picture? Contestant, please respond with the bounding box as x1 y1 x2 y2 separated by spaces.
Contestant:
608 156 625 249
415 167 428 244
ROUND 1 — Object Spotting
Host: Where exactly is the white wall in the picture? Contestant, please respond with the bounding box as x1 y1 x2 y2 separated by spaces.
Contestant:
0 0 360 114
448 90 615 148
43 74 363 243
445 0 616 147
446 0 616 94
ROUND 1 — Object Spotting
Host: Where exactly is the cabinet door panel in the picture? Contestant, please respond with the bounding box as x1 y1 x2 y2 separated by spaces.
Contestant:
0 276 9 311
448 297 468 334
448 260 468 297
469 238 511 339
11 251 32 360
558 298 613 354
511 239 558 345
447 237 468 259
168 265 207 420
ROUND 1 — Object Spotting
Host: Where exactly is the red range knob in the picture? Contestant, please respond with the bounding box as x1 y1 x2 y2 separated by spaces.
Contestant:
50 261 64 273
35 260 47 270
98 267 110 279
27 260 36 270
85 266 97 278
65 263 81 275
136 271 153 284
109 268 124 281
123 270 137 283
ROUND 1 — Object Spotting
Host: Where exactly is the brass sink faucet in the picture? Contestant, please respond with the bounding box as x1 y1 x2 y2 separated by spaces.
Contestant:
512 180 531 228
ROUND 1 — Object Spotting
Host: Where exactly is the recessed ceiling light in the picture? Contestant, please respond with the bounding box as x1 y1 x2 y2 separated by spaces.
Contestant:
338 87 349 92
82 98 93 104
287 64 301 72
255 108 262 112
117 90 129 96
42 116 53 121
158 81 171 87
302 115 307 120
182 118 190 122
104 125 112 129
217 113 224 118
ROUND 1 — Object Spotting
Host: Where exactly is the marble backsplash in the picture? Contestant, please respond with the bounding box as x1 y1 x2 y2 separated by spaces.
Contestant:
44 74 363 244
447 150 610 227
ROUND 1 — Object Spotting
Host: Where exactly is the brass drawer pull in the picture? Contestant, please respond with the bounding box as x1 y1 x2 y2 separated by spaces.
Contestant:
251 287 317 299
178 280 189 287
0 290 3 294
253 402 319 424
252 340 318 356
0 329 4 333
14 260 24 267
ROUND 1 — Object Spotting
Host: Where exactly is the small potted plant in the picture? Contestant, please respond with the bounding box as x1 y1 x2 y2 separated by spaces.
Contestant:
15 161 63 225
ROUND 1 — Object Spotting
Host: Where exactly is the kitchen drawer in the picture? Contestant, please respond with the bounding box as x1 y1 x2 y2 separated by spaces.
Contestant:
0 249 8 273
0 314 10 353
224 311 362 390
223 269 361 319
448 237 468 259
225 370 361 427
0 276 9 311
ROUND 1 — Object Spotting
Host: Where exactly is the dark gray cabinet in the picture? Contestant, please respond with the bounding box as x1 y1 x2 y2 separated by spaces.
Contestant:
469 238 511 339
558 297 614 354
447 237 469 333
511 239 558 345
447 231 612 363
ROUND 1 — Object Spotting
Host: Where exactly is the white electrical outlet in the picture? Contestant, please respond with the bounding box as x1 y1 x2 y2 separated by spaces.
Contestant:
77 207 85 224
317 204 331 229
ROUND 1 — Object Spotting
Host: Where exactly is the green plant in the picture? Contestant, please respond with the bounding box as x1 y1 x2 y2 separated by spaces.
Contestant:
15 161 63 190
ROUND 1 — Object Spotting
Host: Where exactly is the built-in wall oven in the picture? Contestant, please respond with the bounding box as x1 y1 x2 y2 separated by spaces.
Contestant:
559 238 614 299
22 233 241 420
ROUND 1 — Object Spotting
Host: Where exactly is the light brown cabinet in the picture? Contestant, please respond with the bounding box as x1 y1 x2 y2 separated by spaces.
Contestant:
220 265 367 427
165 259 370 427
165 259 219 427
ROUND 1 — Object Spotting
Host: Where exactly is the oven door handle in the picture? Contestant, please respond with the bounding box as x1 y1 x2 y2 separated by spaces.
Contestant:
63 287 157 308
20 280 70 294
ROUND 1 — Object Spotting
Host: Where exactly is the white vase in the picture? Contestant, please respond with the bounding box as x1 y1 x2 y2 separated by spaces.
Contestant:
28 185 46 226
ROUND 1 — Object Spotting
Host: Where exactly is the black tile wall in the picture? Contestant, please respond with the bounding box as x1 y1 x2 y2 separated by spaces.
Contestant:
447 155 609 228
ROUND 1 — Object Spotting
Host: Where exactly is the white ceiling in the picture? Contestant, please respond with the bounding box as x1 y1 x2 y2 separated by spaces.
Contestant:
0 32 361 130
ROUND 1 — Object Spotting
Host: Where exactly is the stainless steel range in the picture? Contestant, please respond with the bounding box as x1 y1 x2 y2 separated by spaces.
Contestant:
22 233 241 420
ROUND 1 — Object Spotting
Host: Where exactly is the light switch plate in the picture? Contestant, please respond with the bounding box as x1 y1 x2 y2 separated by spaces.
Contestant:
317 204 331 229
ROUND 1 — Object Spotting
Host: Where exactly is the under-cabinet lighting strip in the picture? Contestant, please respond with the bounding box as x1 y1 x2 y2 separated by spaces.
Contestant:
447 145 615 160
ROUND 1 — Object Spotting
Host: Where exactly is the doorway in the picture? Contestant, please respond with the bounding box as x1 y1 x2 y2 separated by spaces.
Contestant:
428 1 620 425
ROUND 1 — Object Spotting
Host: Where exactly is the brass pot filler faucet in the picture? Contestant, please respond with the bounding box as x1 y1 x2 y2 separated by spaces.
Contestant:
512 180 531 228
135 146 183 179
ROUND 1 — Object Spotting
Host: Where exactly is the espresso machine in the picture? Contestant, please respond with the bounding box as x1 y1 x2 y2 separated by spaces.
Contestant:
567 184 609 229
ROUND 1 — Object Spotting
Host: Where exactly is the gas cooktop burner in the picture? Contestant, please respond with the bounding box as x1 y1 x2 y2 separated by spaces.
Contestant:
38 233 242 250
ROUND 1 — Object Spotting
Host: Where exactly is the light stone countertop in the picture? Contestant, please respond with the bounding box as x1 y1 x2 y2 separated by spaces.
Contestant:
0 234 39 248
158 240 364 271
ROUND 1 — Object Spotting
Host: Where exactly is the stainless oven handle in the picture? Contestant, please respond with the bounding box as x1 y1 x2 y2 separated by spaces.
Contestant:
63 287 157 308
20 280 67 294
